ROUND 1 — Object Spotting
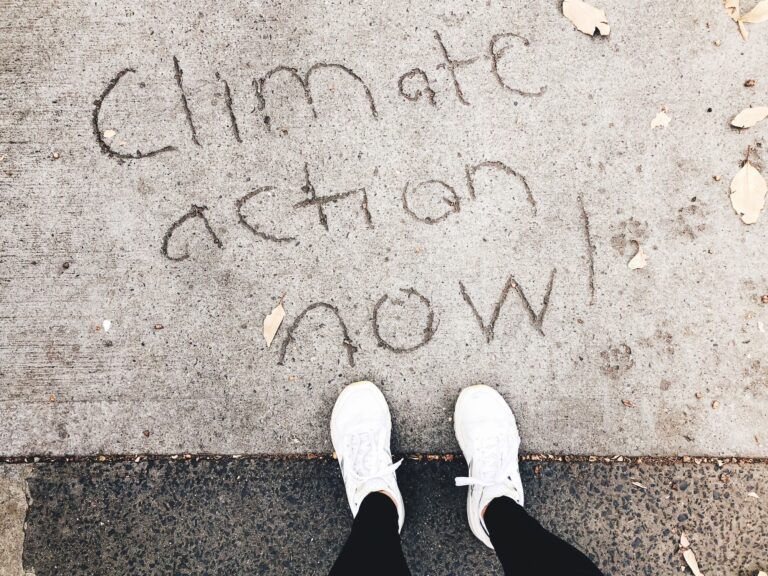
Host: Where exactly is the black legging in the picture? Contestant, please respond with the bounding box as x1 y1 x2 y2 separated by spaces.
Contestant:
328 492 604 576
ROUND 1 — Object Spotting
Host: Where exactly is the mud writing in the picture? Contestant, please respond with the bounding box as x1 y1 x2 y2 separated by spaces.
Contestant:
255 63 378 126
94 27 590 363
293 164 373 231
372 289 436 353
92 28 546 157
161 205 223 261
161 158 532 249
459 270 557 341
273 271 555 366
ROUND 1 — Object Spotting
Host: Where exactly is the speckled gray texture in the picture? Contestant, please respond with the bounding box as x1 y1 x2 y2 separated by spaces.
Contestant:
2 0 768 457
19 459 768 575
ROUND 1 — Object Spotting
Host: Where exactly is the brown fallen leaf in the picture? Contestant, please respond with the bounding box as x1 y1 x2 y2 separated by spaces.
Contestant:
628 244 648 270
731 106 768 128
679 532 705 576
263 296 286 348
741 0 768 22
730 152 767 224
563 0 610 36
622 399 635 408
735 1 768 38
683 549 704 576
724 0 741 21
651 109 671 129
739 19 750 39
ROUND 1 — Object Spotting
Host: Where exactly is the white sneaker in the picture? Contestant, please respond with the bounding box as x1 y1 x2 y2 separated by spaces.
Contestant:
454 385 524 549
331 381 405 532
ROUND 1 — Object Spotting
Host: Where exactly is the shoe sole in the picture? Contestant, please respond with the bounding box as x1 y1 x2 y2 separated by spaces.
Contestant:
454 385 515 550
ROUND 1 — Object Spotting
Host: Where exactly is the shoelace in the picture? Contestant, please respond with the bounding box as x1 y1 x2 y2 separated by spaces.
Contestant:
349 458 403 485
343 429 402 485
455 470 511 488
454 430 515 490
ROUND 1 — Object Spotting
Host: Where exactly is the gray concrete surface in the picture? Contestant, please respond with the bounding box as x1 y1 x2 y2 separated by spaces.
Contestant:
11 458 768 575
2 0 768 457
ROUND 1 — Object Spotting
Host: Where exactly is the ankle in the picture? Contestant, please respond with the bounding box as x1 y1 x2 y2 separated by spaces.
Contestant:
484 495 524 525
377 490 399 508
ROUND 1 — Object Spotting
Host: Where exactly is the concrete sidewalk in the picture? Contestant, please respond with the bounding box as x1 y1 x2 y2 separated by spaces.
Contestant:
0 458 764 575
1 0 768 458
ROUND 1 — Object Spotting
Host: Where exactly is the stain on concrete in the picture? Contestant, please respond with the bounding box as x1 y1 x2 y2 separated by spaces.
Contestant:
0 467 33 576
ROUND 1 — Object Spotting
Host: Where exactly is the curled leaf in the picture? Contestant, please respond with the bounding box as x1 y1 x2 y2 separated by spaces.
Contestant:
651 109 671 129
740 0 768 22
628 245 648 270
730 160 767 224
724 0 741 21
683 548 704 576
563 0 610 36
731 106 768 128
263 299 286 348
739 19 750 39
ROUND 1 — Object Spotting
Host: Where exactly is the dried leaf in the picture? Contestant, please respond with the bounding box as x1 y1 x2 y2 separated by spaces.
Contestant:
563 0 610 36
731 106 768 128
739 19 750 39
622 399 635 408
680 532 691 548
740 0 768 22
730 160 767 224
683 549 704 576
651 110 671 129
628 245 648 270
263 301 285 347
724 0 741 20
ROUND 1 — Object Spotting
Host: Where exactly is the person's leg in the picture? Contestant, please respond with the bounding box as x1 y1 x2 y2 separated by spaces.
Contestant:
484 495 603 575
328 492 411 576
453 385 604 576
328 381 410 576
